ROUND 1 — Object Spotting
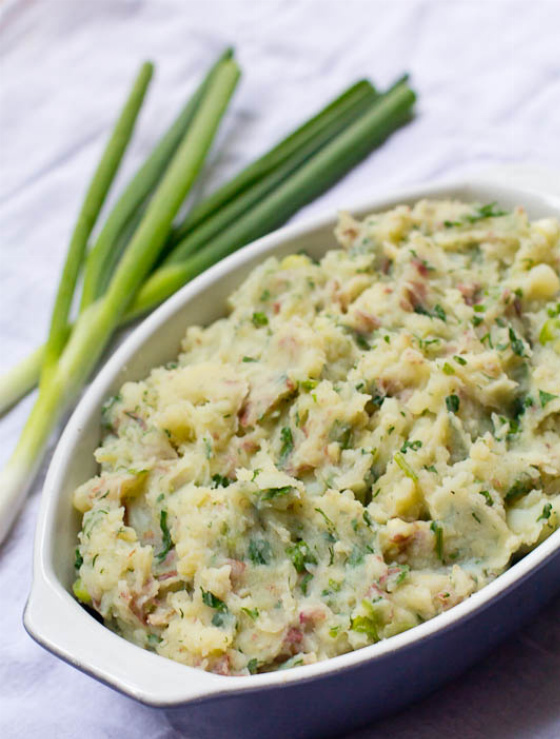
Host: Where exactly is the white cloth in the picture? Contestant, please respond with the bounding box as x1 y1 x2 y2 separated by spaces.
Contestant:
1 1 559 737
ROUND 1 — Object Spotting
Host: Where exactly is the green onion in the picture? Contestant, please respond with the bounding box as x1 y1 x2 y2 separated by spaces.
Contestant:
445 394 460 413
0 345 45 415
41 61 154 379
394 451 418 481
0 52 232 415
0 56 240 543
156 509 173 562
79 49 234 310
430 520 444 561
169 79 378 244
163 93 375 267
127 79 416 318
539 389 558 407
201 588 228 612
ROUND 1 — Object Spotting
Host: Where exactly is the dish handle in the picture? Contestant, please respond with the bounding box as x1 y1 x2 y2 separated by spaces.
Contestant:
23 575 228 706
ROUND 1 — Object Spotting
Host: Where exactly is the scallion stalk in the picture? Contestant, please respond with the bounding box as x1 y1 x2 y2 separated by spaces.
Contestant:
164 82 378 265
169 79 377 244
0 346 45 415
0 57 240 543
41 61 154 380
79 49 233 310
127 79 415 318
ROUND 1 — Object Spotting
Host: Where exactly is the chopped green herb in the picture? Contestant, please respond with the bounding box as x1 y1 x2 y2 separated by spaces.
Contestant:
363 510 373 527
400 439 422 453
479 490 494 507
430 520 444 561
537 503 553 522
260 485 293 501
394 451 418 481
242 356 258 363
354 332 370 350
347 546 365 567
212 612 227 627
433 304 447 322
472 511 482 524
248 538 272 566
286 540 317 573
445 394 460 413
211 473 231 488
539 390 558 408
328 578 342 593
508 327 526 357
201 588 228 612
314 507 337 536
300 572 313 595
444 202 508 228
74 548 83 570
473 304 486 313
395 564 410 586
454 355 467 366
351 602 379 642
329 420 353 450
156 509 173 562
539 317 560 345
279 426 294 462
442 362 455 375
506 417 521 438
247 658 259 674
424 464 437 473
147 633 162 646
505 474 537 503
472 315 484 327
241 607 259 621
300 379 318 391
252 311 269 327
260 288 271 302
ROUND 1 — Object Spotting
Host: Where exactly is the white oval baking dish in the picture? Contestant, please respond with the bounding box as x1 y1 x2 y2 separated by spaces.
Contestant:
24 171 560 739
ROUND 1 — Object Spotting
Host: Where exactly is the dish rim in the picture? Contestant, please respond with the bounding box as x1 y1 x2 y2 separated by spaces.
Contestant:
24 174 560 707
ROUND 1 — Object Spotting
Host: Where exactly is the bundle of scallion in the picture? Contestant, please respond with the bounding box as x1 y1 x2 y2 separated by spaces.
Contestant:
0 50 416 542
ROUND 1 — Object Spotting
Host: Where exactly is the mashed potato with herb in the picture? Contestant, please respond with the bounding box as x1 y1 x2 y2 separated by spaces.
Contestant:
73 199 560 675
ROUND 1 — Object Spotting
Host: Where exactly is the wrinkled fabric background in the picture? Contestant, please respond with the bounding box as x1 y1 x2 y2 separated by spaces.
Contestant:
1 1 559 737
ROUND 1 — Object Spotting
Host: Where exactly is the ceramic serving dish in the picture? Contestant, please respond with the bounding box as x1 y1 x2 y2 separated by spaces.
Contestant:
24 172 560 739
